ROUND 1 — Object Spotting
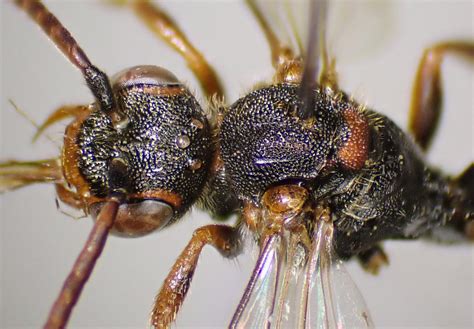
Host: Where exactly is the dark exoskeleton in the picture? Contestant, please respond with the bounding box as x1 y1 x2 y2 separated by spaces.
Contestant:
218 83 474 259
78 66 213 235
2 0 473 328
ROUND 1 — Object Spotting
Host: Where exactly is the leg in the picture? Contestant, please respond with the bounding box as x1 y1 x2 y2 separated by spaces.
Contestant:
245 0 295 69
0 158 61 192
357 245 389 275
246 0 311 88
247 0 337 120
55 183 85 210
151 224 241 329
0 104 89 193
33 104 90 141
409 41 474 151
122 1 225 100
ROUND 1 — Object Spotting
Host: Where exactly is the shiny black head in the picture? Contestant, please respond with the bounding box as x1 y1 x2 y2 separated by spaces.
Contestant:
77 66 211 235
220 84 348 202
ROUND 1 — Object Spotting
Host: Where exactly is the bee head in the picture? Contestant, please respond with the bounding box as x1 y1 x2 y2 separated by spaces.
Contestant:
72 66 212 236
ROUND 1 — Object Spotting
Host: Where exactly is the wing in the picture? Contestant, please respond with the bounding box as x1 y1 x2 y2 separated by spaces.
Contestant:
327 1 396 65
247 0 320 63
230 220 374 329
247 0 329 119
301 220 374 329
248 0 396 86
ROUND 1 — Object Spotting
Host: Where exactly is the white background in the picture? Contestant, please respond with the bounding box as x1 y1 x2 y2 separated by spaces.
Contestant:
1 1 473 328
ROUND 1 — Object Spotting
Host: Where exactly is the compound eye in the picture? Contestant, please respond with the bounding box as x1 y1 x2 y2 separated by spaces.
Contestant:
112 65 181 89
90 200 173 237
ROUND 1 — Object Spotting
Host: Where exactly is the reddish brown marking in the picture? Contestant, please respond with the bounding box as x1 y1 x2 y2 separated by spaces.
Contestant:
61 106 102 207
61 108 182 212
359 247 389 275
262 185 309 215
338 108 370 170
273 59 304 84
210 149 224 175
55 183 85 210
128 189 182 209
191 118 204 130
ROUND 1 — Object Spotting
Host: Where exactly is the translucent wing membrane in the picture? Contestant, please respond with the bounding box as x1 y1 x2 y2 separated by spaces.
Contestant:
230 220 374 329
250 0 309 56
326 1 395 65
303 221 374 329
250 0 333 119
251 0 395 75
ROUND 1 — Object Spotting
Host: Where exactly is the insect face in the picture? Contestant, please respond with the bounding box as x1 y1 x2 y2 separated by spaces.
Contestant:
76 65 211 236
1 1 472 328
